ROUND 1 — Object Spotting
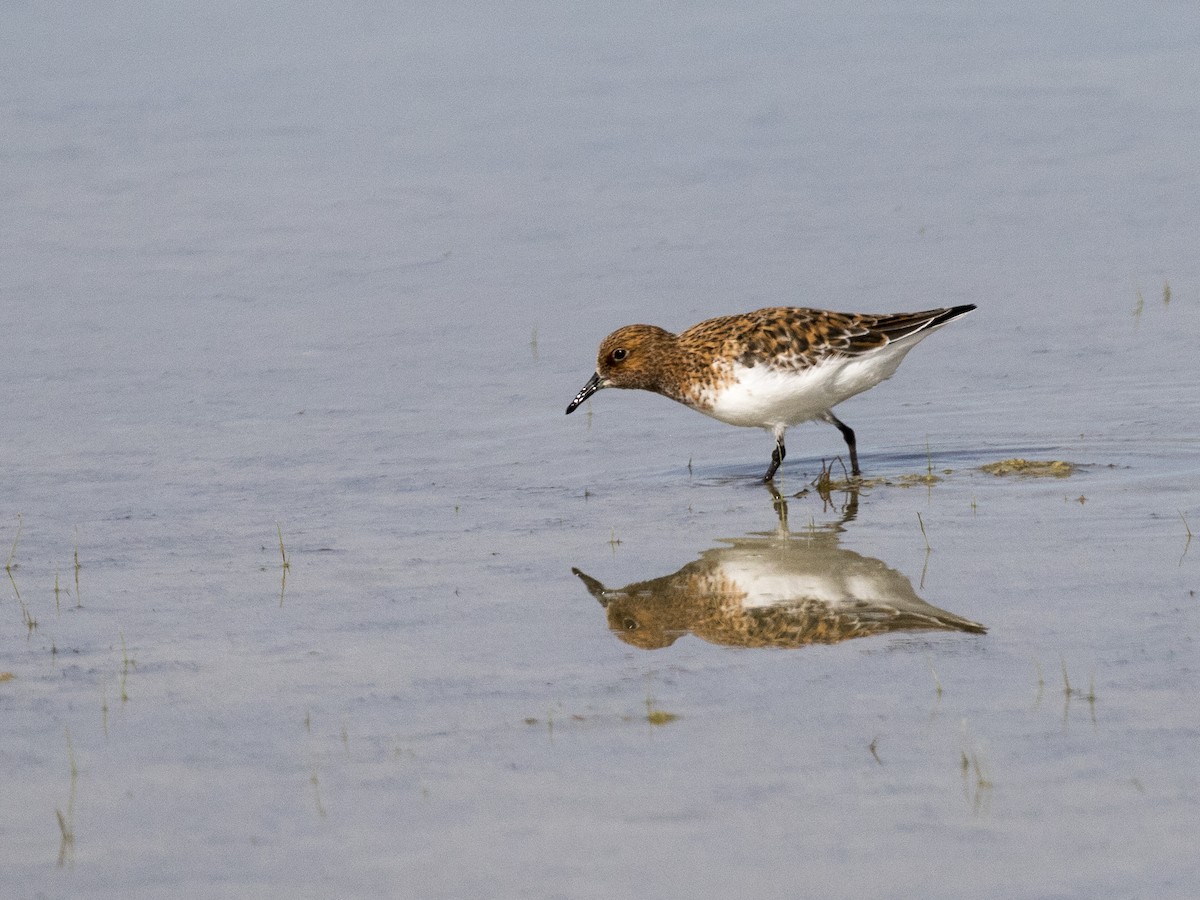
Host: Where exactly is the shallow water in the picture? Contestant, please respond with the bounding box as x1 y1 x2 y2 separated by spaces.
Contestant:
3 2 1199 898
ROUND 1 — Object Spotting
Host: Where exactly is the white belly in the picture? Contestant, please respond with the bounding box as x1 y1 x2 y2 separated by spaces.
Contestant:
703 346 916 429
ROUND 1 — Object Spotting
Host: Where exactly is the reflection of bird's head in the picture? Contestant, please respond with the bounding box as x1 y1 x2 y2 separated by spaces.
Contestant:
601 598 684 650
572 568 685 650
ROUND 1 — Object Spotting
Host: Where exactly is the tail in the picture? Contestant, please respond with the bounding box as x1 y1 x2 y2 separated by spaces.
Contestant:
870 305 976 344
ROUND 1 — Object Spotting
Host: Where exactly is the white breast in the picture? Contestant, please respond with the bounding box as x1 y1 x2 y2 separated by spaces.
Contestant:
702 343 921 429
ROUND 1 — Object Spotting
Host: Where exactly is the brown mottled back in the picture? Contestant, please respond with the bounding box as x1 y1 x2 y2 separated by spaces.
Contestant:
680 307 962 374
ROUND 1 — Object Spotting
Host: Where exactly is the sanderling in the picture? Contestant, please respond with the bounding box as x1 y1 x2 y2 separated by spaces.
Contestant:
566 305 974 480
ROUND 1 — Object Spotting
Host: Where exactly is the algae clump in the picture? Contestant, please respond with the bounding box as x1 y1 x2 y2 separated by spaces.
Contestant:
981 458 1075 478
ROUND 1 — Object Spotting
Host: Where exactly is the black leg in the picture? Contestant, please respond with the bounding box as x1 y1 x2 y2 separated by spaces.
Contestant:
763 436 786 482
825 412 861 477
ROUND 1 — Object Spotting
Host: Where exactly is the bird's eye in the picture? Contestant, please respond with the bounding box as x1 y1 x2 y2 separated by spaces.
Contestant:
611 348 627 362
621 617 638 631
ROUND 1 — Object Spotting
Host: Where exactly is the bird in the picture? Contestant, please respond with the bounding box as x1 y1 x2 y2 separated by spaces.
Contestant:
565 305 974 481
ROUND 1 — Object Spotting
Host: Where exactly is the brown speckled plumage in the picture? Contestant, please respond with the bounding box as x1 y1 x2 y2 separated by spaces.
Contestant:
573 533 986 651
566 305 975 480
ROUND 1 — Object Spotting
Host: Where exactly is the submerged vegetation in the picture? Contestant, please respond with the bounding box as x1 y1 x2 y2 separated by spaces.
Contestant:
57 729 78 868
980 459 1075 478
644 695 679 726
277 524 291 606
521 694 681 730
787 454 1085 495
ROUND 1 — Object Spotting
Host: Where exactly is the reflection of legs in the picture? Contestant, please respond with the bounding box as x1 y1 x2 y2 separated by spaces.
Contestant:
764 480 788 529
823 411 861 477
763 434 786 482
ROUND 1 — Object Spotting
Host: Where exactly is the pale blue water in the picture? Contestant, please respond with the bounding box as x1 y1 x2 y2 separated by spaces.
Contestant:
2 3 1199 898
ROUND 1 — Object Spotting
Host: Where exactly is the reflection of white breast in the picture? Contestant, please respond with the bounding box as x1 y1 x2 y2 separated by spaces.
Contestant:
718 557 876 609
710 539 923 612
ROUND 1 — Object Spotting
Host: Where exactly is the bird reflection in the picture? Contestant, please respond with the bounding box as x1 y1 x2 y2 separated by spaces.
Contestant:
574 505 984 650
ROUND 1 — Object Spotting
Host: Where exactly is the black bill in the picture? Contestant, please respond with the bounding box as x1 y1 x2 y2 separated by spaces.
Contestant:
565 371 603 414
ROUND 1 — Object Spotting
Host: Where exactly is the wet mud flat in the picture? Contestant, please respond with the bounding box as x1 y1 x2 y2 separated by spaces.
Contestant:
3 434 1196 898
4 1 1200 897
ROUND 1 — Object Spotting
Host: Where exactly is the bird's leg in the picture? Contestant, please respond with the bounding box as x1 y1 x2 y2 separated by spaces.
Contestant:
823 412 861 477
763 434 786 482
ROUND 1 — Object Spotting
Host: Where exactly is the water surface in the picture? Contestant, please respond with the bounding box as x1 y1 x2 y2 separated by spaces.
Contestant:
2 3 1199 898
